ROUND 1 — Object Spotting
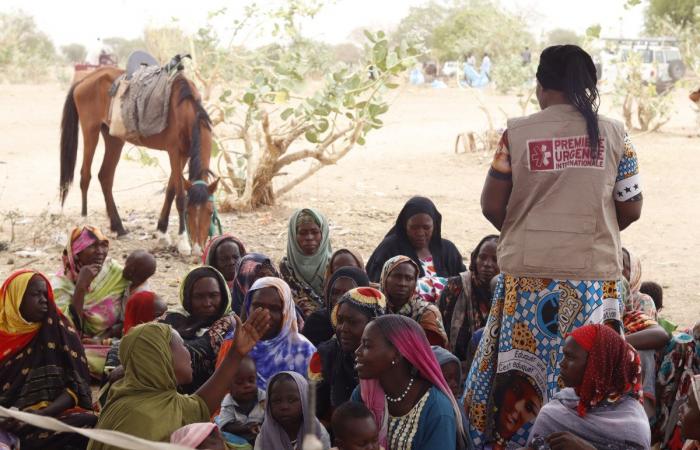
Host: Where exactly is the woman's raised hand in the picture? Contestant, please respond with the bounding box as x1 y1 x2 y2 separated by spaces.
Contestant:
75 264 100 290
232 308 270 357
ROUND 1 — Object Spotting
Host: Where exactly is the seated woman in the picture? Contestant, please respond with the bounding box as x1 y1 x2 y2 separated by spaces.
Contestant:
653 321 700 448
622 308 670 417
366 196 465 303
352 315 467 449
87 309 270 450
622 247 657 319
302 267 371 346
0 270 96 450
202 233 247 296
323 249 364 284
232 253 280 315
525 324 650 450
241 277 316 389
161 266 233 393
438 234 499 362
379 255 448 347
308 287 386 422
255 371 331 450
681 375 700 450
279 208 333 318
51 226 129 377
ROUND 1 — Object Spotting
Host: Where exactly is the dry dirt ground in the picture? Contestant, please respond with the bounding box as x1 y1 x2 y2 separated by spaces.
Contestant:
1 82 698 327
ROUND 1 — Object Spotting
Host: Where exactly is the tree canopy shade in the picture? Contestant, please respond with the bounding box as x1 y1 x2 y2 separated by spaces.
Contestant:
392 0 534 63
647 0 699 29
0 11 55 82
546 28 583 46
60 44 87 64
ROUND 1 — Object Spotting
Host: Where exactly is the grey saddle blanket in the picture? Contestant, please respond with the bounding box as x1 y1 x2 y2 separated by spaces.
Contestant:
119 65 176 137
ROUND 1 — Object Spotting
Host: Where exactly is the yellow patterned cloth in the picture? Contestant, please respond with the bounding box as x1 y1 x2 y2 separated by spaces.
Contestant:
0 271 39 336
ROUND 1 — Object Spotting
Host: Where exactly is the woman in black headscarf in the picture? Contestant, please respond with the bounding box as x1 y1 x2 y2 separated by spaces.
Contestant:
161 266 233 393
301 266 371 346
366 196 465 302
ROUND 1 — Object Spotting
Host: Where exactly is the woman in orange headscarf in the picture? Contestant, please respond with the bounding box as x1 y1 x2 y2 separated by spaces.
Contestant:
0 269 96 449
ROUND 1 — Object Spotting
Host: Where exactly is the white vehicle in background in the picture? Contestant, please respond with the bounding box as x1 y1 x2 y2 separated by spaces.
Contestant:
442 61 460 77
599 37 685 93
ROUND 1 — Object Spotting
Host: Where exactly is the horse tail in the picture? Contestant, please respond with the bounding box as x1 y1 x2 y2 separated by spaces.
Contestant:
60 83 80 205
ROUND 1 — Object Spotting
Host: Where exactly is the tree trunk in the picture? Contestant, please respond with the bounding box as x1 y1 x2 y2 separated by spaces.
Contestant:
623 94 634 130
250 166 276 208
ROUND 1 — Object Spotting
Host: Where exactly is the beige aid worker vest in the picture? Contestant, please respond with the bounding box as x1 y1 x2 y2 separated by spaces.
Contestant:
498 104 626 281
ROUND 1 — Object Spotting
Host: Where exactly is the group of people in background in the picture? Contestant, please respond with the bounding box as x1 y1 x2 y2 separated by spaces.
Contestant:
2 44 700 450
409 52 492 88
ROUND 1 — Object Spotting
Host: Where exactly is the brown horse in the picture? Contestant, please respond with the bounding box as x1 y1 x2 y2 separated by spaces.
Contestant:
692 88 700 132
59 66 218 256
690 88 700 103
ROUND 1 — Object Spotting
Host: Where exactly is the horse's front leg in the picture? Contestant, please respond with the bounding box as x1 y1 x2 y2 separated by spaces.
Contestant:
174 183 191 256
155 173 176 248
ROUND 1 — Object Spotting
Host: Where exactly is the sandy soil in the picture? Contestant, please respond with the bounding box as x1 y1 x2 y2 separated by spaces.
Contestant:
0 82 698 327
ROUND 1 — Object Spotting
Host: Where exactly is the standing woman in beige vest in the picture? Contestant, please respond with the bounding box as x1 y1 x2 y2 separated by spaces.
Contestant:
462 45 643 450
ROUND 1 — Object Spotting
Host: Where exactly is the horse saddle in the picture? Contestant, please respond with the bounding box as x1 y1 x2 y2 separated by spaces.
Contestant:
107 50 158 98
109 52 191 96
125 50 159 80
108 52 192 140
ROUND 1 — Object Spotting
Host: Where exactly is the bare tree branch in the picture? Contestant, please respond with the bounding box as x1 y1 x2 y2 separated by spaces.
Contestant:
281 123 312 149
273 123 356 171
274 122 363 198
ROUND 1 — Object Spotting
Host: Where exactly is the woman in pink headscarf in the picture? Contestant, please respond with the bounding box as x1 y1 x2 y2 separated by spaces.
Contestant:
52 226 129 377
352 314 467 449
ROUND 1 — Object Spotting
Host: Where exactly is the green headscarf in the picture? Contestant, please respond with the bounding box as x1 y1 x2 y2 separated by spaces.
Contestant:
88 323 209 450
286 208 332 295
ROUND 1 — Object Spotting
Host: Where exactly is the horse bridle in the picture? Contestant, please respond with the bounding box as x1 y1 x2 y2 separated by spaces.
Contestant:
184 180 222 243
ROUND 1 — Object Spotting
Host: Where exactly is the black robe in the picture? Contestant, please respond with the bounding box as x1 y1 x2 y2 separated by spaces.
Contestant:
366 196 466 282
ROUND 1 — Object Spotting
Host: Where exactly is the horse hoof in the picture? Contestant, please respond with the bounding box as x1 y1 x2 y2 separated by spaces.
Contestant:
115 228 129 238
192 243 203 258
178 241 192 256
155 231 172 248
177 233 192 256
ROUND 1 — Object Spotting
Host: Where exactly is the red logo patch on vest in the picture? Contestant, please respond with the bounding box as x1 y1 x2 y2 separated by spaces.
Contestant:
527 136 605 171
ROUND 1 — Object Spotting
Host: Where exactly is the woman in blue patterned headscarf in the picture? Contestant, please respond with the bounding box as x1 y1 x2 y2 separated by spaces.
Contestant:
242 277 316 389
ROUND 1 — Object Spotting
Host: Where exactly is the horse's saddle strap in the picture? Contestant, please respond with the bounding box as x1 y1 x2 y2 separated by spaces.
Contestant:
108 74 126 97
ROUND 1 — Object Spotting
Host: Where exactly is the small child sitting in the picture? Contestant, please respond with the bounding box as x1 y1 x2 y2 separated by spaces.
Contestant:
641 280 678 333
100 291 166 400
122 249 157 296
255 371 330 450
640 281 663 312
218 356 266 446
431 345 463 398
123 291 167 334
331 401 380 450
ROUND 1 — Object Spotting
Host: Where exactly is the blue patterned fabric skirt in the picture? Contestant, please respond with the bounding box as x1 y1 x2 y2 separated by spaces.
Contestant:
463 273 623 449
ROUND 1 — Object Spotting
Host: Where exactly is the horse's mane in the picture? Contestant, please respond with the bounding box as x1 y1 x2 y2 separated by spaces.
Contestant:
174 76 212 183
